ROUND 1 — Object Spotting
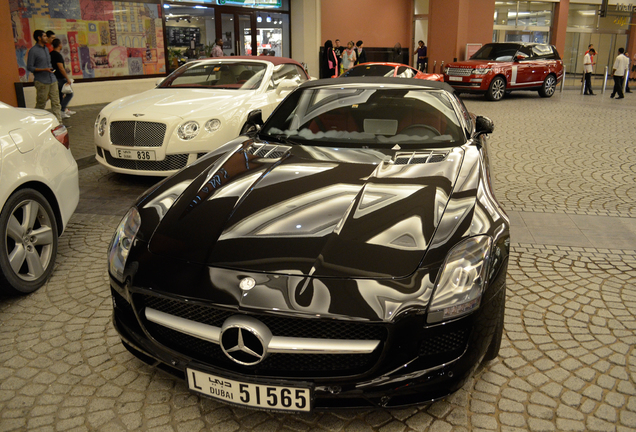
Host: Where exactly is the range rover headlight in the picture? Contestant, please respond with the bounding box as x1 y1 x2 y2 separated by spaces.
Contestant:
178 121 200 140
205 119 221 133
108 207 141 283
427 235 492 324
98 117 107 136
472 68 491 75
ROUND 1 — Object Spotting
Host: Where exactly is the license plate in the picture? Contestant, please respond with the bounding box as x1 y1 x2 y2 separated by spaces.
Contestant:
449 76 464 81
115 149 156 161
187 368 312 412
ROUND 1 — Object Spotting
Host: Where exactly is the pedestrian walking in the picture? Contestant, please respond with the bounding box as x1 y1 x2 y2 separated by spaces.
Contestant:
211 38 224 57
340 41 357 73
583 48 595 95
355 40 366 65
610 47 629 99
26 29 62 122
50 38 75 118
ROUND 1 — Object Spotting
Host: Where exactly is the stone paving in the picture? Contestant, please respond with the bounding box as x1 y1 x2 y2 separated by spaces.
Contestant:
1 89 635 431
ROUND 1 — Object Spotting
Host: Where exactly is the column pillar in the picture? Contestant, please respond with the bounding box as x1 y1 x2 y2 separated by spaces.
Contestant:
551 0 569 57
0 1 20 106
291 0 320 79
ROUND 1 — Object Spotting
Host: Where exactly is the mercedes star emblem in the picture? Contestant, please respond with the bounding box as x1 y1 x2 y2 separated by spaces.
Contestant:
220 316 272 366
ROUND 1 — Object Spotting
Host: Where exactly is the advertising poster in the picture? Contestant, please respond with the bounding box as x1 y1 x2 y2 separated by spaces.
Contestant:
12 0 165 81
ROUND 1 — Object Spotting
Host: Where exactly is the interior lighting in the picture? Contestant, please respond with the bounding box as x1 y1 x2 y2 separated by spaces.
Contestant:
257 15 262 22
266 15 272 22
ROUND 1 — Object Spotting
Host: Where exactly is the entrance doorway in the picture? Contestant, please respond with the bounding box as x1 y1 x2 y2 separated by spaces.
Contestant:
220 13 252 56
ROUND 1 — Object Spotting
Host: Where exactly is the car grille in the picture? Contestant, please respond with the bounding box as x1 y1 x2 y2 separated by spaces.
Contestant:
446 68 472 77
138 295 387 378
394 151 448 165
104 151 189 172
419 327 469 365
110 121 167 148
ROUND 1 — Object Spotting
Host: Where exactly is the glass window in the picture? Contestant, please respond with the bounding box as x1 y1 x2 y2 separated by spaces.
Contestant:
397 66 417 78
263 87 465 148
256 13 289 57
494 1 553 27
270 63 308 89
160 61 268 90
165 6 216 67
531 44 555 59
471 43 519 61
342 65 395 77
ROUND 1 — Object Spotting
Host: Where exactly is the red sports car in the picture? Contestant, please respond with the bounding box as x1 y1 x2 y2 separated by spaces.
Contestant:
444 42 564 101
341 62 443 81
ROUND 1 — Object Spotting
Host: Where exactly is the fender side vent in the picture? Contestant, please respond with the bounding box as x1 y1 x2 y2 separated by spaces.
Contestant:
247 143 291 159
394 151 448 165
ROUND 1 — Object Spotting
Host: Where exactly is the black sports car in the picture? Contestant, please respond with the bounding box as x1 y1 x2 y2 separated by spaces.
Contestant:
109 77 510 411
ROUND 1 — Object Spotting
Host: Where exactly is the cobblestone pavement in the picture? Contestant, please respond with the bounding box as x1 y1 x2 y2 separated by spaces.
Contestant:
1 90 636 431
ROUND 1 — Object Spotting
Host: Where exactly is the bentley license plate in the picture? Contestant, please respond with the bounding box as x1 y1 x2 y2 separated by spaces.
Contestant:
115 149 156 161
187 368 311 412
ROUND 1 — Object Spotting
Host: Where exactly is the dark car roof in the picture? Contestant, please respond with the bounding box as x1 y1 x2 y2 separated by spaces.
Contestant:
483 42 553 48
299 76 455 92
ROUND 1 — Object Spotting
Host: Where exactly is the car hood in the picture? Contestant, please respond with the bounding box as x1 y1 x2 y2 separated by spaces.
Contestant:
147 140 464 279
447 60 505 69
104 88 255 120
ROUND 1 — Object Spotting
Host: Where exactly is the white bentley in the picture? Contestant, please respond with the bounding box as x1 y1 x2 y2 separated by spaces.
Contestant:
94 57 309 176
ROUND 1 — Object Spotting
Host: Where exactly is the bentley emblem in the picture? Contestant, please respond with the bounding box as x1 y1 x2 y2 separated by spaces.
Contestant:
133 113 145 117
220 316 272 365
239 277 256 291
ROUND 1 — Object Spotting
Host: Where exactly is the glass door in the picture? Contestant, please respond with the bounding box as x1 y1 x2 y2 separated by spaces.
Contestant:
221 13 252 56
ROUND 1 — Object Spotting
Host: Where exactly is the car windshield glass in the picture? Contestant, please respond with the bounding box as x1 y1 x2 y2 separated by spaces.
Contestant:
470 43 519 61
159 62 267 90
342 65 395 77
262 86 465 148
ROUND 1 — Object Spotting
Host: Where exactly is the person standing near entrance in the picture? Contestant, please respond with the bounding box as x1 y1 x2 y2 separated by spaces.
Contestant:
212 38 224 57
610 47 629 99
583 48 595 95
50 38 75 118
27 29 61 122
416 40 428 72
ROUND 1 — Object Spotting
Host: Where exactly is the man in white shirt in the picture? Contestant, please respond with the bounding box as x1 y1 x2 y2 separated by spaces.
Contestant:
611 47 629 99
583 48 595 95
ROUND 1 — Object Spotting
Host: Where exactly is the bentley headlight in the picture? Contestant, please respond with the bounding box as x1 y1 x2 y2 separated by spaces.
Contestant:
178 121 200 140
205 119 221 133
472 68 491 75
98 117 107 136
108 207 141 283
427 235 492 324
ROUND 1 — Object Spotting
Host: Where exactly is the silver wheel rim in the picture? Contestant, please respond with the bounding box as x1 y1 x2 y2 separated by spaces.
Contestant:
4 199 54 281
492 79 505 100
545 77 556 96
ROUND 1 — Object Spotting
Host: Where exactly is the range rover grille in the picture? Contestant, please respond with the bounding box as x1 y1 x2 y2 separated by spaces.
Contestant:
446 68 472 77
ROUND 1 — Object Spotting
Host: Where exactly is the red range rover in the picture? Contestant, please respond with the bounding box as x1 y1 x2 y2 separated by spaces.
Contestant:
444 42 564 101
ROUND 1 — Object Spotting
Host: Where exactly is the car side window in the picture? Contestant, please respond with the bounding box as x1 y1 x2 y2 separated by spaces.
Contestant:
532 44 555 59
515 46 533 60
269 64 308 90
396 66 417 78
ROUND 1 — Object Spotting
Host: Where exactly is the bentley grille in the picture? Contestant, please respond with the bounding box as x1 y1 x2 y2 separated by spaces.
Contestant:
446 68 472 77
104 151 189 171
110 121 166 148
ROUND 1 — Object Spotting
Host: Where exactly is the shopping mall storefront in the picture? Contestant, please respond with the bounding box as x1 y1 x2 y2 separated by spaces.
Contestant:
10 0 291 83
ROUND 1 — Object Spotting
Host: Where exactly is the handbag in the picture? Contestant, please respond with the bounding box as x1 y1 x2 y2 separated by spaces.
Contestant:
61 83 73 94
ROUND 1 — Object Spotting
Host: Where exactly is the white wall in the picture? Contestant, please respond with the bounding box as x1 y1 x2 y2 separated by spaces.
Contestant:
22 77 159 108
291 0 320 79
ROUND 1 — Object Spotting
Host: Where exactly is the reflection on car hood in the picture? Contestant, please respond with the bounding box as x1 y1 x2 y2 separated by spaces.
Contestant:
447 60 505 68
148 141 464 278
106 88 254 119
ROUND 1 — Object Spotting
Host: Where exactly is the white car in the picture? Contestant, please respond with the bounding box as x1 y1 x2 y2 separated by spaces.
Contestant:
94 57 310 176
0 102 79 295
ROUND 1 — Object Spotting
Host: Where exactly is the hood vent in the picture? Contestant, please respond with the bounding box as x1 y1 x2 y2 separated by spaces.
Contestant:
247 143 291 159
393 151 448 165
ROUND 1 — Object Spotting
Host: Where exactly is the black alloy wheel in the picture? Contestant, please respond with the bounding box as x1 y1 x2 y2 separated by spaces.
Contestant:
539 74 557 98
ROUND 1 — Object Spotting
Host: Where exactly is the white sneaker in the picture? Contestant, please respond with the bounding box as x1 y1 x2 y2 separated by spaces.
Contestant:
61 112 71 119
65 109 76 115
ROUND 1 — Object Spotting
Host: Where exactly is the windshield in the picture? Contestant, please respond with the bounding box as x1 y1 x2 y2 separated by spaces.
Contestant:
470 43 520 62
159 62 267 90
261 86 465 148
342 65 395 77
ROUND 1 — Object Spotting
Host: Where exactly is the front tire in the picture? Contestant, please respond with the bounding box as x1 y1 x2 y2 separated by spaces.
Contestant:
483 287 506 362
486 77 506 101
0 189 58 295
539 74 557 98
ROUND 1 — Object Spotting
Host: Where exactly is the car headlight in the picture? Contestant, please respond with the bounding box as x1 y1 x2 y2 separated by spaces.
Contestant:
178 121 200 140
108 207 141 283
205 119 221 133
98 117 107 136
472 68 491 75
427 235 492 324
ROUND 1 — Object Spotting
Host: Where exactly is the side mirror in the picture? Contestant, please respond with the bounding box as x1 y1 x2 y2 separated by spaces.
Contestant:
240 110 264 136
474 115 494 137
276 78 298 95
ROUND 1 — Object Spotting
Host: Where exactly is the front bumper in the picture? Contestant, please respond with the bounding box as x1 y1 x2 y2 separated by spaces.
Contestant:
110 265 507 410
